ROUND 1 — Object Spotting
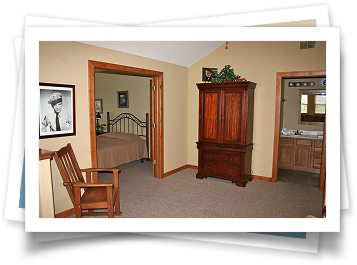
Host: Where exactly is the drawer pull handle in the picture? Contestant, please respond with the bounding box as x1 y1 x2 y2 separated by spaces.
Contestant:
230 158 237 162
230 170 237 173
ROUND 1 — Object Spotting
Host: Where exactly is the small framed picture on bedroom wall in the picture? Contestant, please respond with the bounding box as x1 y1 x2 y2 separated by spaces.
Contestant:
39 82 76 139
95 99 103 113
117 91 129 108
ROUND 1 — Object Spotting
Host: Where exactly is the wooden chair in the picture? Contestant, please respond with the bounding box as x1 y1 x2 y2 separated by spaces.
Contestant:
53 143 121 218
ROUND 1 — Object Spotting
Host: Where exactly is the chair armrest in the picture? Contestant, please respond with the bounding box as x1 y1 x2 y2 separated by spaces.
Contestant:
72 182 113 188
80 168 120 187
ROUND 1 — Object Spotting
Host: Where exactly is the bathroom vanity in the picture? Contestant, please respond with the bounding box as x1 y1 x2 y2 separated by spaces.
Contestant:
279 135 323 174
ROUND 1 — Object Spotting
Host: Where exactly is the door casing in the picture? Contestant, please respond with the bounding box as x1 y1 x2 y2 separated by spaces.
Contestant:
88 60 164 179
272 70 326 191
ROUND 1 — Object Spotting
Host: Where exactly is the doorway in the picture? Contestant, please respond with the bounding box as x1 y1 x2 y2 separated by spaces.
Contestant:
88 60 164 179
272 70 326 191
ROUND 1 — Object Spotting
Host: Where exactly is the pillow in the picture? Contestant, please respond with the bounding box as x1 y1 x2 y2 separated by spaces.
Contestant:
99 132 131 140
99 132 144 142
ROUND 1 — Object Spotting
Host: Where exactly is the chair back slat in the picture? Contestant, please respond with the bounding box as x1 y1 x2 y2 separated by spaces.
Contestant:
53 143 85 205
63 152 79 182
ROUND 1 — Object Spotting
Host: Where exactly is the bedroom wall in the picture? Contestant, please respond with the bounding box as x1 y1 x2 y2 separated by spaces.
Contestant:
94 73 151 131
187 41 326 178
39 41 188 214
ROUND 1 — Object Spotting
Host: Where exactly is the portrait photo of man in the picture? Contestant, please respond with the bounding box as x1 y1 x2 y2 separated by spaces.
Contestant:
39 83 76 138
202 67 217 82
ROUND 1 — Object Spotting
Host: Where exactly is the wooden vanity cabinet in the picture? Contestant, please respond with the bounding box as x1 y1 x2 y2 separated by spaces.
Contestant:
196 81 256 187
279 137 322 173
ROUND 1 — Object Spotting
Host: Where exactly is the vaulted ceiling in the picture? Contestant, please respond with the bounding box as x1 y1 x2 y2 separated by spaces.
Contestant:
80 41 225 67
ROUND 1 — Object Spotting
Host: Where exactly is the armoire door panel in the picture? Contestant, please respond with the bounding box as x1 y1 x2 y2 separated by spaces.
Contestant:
221 91 244 144
201 92 221 142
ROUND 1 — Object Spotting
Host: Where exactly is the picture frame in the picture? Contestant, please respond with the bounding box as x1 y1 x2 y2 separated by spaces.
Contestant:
117 91 129 108
95 99 103 114
202 67 218 82
39 83 76 139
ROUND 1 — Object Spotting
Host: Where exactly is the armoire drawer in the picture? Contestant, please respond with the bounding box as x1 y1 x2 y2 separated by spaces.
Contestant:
199 143 221 151
201 151 243 166
201 162 242 179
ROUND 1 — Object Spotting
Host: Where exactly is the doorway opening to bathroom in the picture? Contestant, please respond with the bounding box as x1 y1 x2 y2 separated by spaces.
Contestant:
272 70 326 191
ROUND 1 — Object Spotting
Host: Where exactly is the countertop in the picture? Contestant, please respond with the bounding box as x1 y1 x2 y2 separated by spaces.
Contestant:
280 135 323 140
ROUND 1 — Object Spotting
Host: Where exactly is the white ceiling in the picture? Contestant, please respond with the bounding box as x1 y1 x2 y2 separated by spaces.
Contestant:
80 41 225 67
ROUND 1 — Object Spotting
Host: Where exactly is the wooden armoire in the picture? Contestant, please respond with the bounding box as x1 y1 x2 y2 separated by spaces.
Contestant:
196 81 256 187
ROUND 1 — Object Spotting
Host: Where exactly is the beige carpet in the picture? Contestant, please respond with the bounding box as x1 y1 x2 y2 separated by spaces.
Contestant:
69 160 324 218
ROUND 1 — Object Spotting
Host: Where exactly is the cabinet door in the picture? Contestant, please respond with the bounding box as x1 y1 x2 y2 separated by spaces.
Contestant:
200 91 221 142
279 144 294 167
221 90 245 145
295 145 312 168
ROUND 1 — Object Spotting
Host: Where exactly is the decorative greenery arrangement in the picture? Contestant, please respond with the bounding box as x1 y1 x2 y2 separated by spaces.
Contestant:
96 123 106 132
211 65 242 83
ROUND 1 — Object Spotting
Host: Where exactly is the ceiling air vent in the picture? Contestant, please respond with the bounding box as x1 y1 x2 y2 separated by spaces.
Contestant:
300 41 316 49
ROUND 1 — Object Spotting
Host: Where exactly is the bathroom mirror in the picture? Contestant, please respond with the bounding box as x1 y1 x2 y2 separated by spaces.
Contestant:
299 89 326 125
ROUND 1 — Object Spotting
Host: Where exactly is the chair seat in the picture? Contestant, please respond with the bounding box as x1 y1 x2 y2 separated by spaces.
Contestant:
81 182 114 204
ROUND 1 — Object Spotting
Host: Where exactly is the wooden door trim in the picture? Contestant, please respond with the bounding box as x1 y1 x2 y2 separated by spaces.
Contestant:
272 70 326 187
88 60 164 179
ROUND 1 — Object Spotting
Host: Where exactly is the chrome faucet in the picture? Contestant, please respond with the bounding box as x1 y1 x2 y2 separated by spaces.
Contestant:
295 130 301 135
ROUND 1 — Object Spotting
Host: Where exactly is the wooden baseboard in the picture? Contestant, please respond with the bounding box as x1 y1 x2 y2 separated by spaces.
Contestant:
163 164 198 178
252 175 273 182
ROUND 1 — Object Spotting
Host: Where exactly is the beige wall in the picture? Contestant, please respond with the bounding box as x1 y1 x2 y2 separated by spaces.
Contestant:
94 72 151 130
187 41 326 178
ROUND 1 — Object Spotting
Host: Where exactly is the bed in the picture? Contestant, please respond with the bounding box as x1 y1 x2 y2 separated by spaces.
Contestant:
96 112 149 168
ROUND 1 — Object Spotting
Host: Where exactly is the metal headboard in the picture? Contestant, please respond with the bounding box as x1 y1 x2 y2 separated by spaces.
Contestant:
107 112 150 156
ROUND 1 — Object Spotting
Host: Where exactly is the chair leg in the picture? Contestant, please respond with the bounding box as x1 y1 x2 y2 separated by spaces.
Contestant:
114 187 121 215
75 206 82 218
74 186 82 218
107 187 114 218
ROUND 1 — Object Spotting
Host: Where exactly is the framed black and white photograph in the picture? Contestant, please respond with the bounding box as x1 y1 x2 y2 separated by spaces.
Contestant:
95 99 103 114
39 83 76 139
202 67 218 82
117 91 129 108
